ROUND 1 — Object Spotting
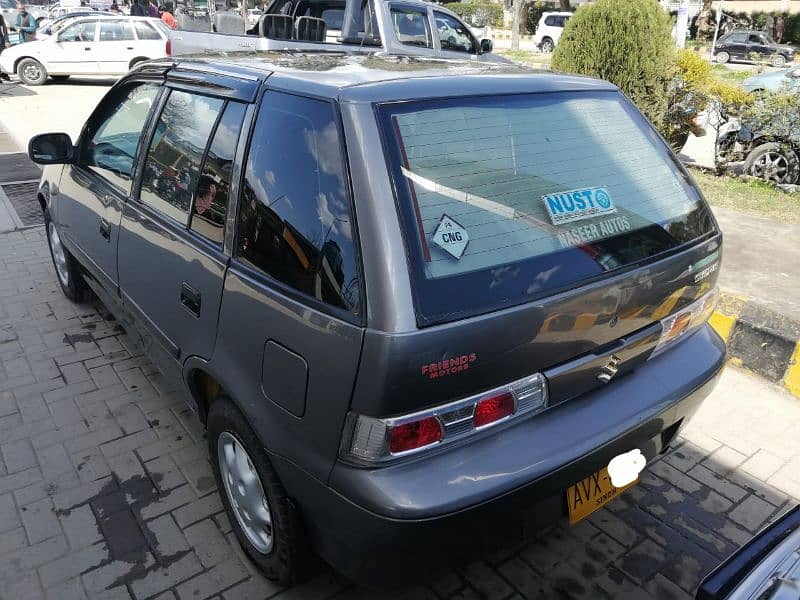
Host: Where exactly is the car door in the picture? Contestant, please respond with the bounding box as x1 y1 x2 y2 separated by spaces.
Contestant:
57 79 161 295
96 19 137 74
117 75 254 367
433 10 477 59
748 33 772 61
49 19 99 74
721 32 746 59
212 90 364 481
386 3 436 57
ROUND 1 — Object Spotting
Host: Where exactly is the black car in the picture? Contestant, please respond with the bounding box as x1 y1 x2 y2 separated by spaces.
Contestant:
28 53 725 586
714 29 796 67
697 505 800 599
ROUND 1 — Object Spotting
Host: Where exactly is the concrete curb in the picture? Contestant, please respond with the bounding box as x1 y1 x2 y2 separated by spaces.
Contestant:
710 292 800 398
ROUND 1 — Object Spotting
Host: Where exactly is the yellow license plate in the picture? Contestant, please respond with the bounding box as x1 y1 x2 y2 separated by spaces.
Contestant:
566 466 637 525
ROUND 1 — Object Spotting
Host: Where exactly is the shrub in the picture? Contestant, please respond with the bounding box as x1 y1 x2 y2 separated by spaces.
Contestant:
675 49 751 108
445 2 503 28
551 0 675 129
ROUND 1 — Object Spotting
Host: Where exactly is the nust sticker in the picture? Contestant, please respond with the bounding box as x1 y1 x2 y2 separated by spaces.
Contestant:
543 187 616 226
432 214 469 260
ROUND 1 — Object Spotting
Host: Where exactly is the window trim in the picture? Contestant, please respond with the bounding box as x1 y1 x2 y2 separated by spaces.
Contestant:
230 87 366 326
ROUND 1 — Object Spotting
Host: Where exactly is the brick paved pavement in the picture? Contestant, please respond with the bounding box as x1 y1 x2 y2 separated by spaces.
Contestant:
1 227 800 600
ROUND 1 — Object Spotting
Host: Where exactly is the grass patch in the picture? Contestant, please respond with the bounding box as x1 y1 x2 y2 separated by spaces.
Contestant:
711 63 760 83
497 49 551 68
690 168 800 223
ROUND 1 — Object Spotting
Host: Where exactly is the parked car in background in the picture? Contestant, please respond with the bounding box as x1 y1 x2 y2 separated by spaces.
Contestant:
246 7 261 28
697 505 800 600
742 65 800 94
29 52 724 586
532 11 571 53
168 0 499 62
0 16 171 85
713 29 796 67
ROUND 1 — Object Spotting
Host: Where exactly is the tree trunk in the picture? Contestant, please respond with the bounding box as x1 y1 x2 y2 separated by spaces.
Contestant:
697 0 714 37
559 0 570 10
511 0 522 49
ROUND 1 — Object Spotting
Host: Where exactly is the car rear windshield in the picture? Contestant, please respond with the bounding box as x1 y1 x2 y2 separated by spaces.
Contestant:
378 90 715 326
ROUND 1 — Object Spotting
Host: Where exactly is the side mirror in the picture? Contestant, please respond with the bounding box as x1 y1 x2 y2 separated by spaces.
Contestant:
28 133 74 165
480 38 493 53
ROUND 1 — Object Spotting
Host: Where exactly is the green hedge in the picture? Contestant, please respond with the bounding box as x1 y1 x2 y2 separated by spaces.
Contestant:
552 0 675 129
446 2 504 28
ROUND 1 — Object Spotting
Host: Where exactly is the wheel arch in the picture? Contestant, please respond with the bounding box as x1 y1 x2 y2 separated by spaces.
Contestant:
128 56 150 70
182 357 230 425
13 55 40 74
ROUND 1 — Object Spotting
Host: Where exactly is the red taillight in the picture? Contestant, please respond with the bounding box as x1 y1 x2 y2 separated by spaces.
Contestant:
473 392 514 428
389 417 442 454
166 39 172 56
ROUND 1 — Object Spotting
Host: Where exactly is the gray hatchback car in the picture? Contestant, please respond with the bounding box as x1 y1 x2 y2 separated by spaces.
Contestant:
28 53 725 586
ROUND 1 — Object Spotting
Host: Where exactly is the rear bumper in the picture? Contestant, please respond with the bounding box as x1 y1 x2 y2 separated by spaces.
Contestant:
272 324 726 585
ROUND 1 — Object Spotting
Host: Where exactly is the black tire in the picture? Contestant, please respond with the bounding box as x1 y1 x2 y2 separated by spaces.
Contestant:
43 210 90 302
772 54 787 68
744 142 800 185
17 58 48 85
207 397 313 585
716 51 730 64
129 57 148 70
540 37 554 53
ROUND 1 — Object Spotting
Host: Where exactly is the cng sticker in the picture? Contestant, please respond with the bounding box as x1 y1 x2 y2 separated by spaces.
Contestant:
543 187 616 226
432 214 469 260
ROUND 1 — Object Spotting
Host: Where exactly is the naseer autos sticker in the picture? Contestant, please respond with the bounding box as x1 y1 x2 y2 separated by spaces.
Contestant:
543 187 616 226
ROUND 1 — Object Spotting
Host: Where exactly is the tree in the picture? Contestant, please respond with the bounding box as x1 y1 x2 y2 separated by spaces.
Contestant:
551 0 675 129
559 0 571 10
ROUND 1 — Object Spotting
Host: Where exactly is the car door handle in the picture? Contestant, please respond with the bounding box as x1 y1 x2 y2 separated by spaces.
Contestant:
99 217 111 240
84 47 91 51
180 282 201 317
126 46 134 50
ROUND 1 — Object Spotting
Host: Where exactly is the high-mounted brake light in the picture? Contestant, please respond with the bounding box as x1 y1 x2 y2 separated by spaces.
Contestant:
651 286 719 358
342 373 548 464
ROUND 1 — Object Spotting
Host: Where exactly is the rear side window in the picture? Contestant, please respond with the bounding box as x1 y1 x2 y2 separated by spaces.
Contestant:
379 91 714 325
391 6 432 48
134 21 161 40
139 90 224 223
100 20 134 41
236 92 360 316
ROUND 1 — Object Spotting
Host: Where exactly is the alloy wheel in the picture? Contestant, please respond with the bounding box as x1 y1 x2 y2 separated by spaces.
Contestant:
750 150 793 183
23 63 43 83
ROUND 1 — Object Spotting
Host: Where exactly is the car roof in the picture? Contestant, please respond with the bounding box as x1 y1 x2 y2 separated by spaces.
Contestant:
150 53 617 102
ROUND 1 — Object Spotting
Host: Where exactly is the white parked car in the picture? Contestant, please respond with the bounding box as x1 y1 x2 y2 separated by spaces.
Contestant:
532 11 571 53
246 8 261 28
0 16 171 85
